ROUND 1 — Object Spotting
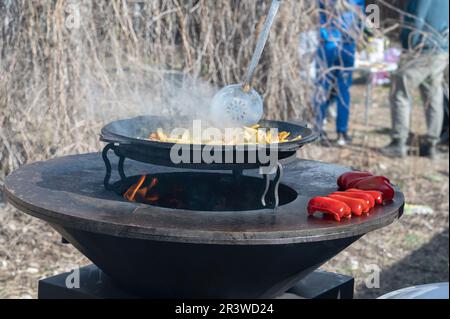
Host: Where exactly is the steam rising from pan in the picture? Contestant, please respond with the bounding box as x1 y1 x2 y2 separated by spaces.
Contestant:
85 68 218 127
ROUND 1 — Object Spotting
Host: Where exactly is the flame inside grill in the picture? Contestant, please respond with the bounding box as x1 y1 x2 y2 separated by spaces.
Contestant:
120 173 298 211
124 175 160 203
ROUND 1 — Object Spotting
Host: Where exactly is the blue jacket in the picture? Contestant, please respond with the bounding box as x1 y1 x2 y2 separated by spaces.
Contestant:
319 0 366 46
401 0 449 52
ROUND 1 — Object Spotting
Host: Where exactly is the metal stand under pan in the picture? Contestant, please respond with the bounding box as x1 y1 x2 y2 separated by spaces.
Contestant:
102 142 287 210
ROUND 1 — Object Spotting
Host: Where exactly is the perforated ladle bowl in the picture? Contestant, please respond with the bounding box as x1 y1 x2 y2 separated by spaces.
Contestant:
210 0 281 127
210 84 264 127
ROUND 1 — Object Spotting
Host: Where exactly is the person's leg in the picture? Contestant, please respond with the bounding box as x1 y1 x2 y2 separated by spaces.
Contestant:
382 54 430 157
314 44 338 135
441 94 449 144
425 55 448 144
419 54 449 157
332 43 355 146
335 43 355 135
314 78 331 135
390 70 415 142
442 65 450 144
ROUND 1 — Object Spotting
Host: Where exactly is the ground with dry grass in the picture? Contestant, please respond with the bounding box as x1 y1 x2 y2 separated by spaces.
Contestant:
304 83 449 298
0 83 448 299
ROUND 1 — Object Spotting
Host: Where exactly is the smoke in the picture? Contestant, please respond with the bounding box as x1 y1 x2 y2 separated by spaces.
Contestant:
83 66 218 124
157 73 218 122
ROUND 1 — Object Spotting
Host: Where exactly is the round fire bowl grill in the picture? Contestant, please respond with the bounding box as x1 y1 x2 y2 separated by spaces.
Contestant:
4 153 404 299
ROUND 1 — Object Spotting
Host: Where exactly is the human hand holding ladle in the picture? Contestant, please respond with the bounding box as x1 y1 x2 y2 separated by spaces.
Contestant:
210 0 282 127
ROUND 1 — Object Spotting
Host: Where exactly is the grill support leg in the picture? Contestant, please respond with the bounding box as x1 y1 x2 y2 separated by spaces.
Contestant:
261 163 283 211
102 143 127 191
272 163 283 210
261 174 271 208
102 144 114 190
118 156 126 181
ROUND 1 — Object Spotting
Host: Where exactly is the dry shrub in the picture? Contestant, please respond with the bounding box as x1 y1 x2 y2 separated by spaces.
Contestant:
0 0 322 184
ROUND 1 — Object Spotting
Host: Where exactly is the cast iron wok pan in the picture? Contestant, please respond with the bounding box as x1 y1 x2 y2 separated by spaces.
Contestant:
100 116 318 170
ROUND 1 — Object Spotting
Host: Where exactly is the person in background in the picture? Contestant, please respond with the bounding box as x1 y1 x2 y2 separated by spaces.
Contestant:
315 0 366 146
441 94 449 145
440 65 449 146
381 0 449 159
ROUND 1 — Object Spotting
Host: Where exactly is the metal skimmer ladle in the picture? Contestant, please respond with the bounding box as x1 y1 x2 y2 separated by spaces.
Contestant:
210 0 282 127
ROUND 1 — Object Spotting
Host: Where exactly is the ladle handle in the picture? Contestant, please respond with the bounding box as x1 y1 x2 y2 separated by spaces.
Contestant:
243 0 282 92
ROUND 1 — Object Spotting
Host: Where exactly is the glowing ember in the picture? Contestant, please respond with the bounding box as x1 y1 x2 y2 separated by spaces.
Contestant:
146 195 159 202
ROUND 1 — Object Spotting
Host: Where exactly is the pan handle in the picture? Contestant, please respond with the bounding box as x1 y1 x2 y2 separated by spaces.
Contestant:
261 163 283 210
99 131 132 145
